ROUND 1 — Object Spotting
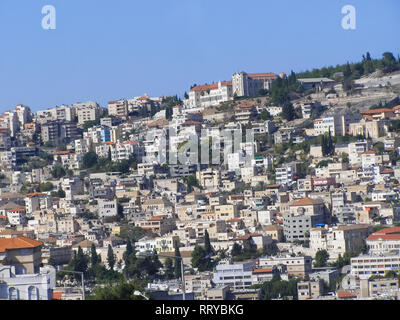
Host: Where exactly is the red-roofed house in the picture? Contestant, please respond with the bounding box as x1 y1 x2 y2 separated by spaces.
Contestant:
0 236 43 274
366 227 400 255
337 291 358 300
184 80 233 109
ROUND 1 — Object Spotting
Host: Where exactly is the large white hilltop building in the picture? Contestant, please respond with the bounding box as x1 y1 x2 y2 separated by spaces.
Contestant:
183 72 279 109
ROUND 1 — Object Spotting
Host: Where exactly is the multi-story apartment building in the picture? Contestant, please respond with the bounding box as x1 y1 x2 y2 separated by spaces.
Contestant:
196 168 221 189
283 213 324 242
351 253 400 279
297 279 323 300
313 113 361 137
258 255 313 277
310 224 371 259
41 120 81 145
212 261 256 290
108 100 128 119
74 101 101 125
137 215 176 236
25 193 52 214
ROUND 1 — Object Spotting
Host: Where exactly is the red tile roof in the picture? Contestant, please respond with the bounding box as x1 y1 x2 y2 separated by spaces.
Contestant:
290 197 323 207
0 236 43 253
337 291 357 299
26 192 48 198
252 268 273 274
248 73 278 80
53 292 63 300
190 81 232 92
265 185 280 189
367 227 400 241
148 216 167 222
360 108 394 114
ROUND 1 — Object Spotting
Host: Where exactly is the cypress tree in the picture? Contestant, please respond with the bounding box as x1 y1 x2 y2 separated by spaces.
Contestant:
204 230 212 255
123 240 133 266
107 244 116 270
174 244 182 279
90 243 99 266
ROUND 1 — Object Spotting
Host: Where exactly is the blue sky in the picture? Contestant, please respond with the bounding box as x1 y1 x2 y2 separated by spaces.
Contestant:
0 0 399 112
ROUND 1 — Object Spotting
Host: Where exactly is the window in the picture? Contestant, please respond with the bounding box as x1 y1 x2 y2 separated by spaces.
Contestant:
28 286 39 300
9 288 19 300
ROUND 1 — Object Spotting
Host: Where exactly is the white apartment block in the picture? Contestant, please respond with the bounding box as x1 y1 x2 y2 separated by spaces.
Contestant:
351 254 400 279
184 81 233 109
25 193 52 214
276 165 296 186
313 114 361 137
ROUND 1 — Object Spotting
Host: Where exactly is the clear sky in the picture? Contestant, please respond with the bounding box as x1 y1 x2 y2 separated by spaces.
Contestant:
0 0 399 112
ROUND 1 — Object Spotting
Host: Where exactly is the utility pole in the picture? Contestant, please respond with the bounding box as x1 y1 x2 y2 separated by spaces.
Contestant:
181 258 186 301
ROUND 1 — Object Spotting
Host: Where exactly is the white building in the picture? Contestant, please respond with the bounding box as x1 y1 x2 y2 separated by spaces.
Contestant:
309 224 371 259
0 265 56 300
98 199 118 218
212 261 256 290
351 253 400 279
184 81 233 109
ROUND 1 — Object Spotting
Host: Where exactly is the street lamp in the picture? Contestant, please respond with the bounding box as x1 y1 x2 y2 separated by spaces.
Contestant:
57 270 86 300
134 290 149 300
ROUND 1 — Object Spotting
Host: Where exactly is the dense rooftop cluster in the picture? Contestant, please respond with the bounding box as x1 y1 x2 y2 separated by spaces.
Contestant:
1 59 400 300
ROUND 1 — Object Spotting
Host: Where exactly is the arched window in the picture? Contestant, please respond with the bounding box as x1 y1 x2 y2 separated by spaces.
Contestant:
9 287 19 300
28 286 39 300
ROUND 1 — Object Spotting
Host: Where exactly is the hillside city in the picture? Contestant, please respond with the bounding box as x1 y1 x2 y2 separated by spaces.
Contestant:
1 51 400 300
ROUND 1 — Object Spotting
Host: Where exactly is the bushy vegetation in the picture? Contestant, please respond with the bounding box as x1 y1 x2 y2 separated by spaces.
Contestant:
296 52 400 80
252 275 299 300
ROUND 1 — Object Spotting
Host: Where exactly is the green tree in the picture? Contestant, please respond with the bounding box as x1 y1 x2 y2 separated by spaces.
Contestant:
123 240 134 266
256 276 299 300
83 151 98 169
174 244 182 279
164 257 175 280
90 243 99 266
52 165 66 179
382 52 397 73
281 102 295 121
151 249 163 271
231 243 243 256
191 245 213 272
107 245 116 270
204 230 212 255
260 110 272 121
314 249 329 268
89 280 147 300
39 182 54 192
